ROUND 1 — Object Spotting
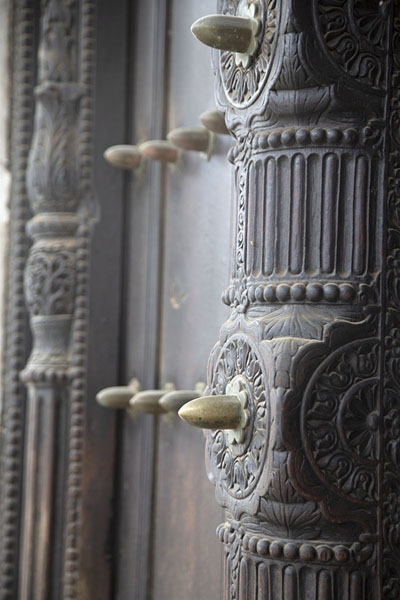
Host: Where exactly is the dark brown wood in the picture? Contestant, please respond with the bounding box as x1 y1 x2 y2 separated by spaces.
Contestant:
114 1 169 598
0 1 36 597
78 0 130 596
116 1 233 598
4 1 399 600
0 0 124 598
18 0 94 596
184 1 400 599
149 1 234 597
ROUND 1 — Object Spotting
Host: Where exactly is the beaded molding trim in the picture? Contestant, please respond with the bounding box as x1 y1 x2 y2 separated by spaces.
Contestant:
222 281 359 306
217 523 374 565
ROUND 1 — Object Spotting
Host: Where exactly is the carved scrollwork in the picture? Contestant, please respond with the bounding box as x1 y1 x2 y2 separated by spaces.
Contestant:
383 11 400 596
315 0 389 92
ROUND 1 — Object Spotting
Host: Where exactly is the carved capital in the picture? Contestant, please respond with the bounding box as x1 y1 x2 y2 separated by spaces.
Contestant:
214 0 388 132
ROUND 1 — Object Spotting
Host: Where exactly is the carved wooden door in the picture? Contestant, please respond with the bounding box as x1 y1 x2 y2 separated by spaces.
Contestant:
3 0 400 599
111 1 232 598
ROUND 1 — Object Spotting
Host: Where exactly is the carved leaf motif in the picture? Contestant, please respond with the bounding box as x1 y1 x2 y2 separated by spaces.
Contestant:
25 247 76 316
258 498 321 539
262 305 336 340
316 0 388 90
27 88 81 214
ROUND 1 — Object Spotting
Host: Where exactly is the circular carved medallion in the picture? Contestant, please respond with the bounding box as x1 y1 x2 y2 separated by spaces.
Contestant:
206 335 270 499
301 339 380 505
217 0 279 108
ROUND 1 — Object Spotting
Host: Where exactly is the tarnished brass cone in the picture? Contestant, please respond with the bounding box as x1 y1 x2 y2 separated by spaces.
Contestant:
178 395 243 430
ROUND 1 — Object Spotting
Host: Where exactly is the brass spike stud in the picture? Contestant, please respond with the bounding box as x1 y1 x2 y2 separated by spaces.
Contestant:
96 377 141 410
159 382 206 414
167 127 215 161
200 110 230 136
103 145 142 170
138 140 180 164
178 376 250 444
191 14 256 53
191 6 261 68
178 395 243 429
129 382 176 415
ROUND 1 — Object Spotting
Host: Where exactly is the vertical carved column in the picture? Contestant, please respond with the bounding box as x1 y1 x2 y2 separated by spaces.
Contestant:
197 1 399 598
17 0 96 597
0 2 35 598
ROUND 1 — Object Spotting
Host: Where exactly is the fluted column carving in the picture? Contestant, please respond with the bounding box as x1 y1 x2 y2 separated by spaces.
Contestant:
201 1 399 598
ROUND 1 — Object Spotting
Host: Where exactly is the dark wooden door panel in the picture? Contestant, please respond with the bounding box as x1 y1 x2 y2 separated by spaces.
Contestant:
150 2 232 598
152 424 224 600
115 2 169 599
116 1 231 598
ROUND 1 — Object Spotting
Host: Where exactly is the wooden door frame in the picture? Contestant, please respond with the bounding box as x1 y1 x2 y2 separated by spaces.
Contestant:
0 0 141 597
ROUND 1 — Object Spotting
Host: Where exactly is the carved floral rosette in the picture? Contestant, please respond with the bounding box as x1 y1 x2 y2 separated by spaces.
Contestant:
203 0 399 598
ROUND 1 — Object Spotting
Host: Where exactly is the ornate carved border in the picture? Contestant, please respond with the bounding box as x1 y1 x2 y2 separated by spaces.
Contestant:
0 0 97 597
383 7 400 597
62 2 96 596
0 1 35 597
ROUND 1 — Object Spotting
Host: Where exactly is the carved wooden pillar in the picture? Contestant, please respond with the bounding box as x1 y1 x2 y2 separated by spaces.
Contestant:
0 2 35 597
15 0 96 597
195 1 400 598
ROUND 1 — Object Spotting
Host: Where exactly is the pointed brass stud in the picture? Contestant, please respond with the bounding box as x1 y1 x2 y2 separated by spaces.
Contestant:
139 140 180 164
129 382 176 415
178 376 250 444
167 127 215 160
129 390 167 414
103 145 142 170
191 14 256 54
178 395 244 430
96 378 141 410
159 382 206 414
200 110 230 136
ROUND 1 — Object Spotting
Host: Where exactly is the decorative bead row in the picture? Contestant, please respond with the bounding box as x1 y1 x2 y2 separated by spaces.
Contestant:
227 125 381 162
222 282 357 306
20 368 72 384
255 127 361 150
217 524 368 565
